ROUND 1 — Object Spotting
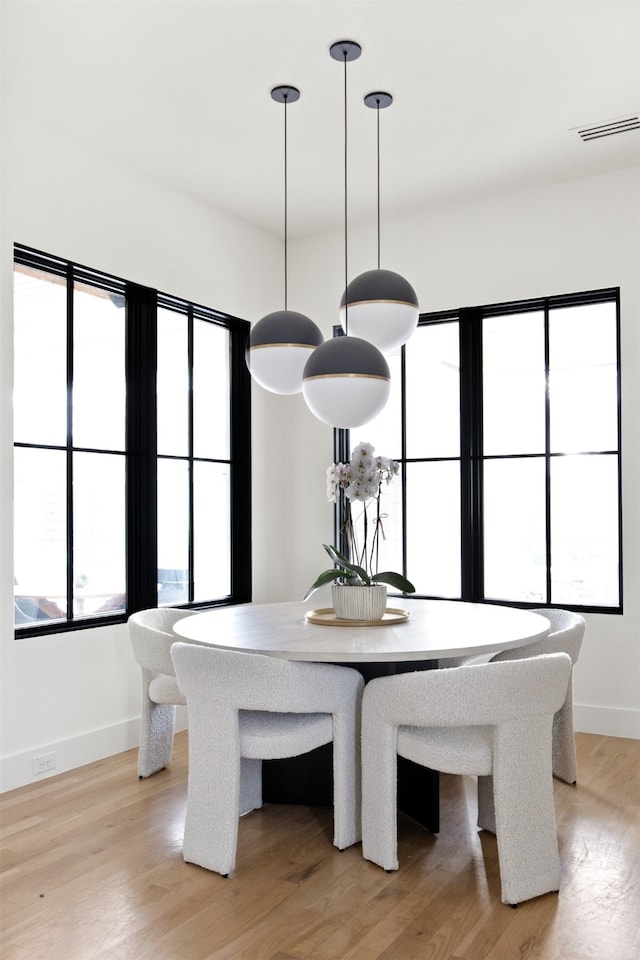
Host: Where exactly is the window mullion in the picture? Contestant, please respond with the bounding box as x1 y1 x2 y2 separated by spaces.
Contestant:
229 314 252 602
332 327 351 557
188 308 195 603
615 294 624 612
459 307 484 600
544 304 552 604
400 344 408 581
125 283 158 614
66 264 74 620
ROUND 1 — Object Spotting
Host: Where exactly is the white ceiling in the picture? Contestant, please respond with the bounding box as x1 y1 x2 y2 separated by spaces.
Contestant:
3 0 639 239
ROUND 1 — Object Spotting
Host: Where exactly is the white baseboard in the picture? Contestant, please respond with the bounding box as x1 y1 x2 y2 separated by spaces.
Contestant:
1 704 637 794
574 704 640 740
0 708 188 794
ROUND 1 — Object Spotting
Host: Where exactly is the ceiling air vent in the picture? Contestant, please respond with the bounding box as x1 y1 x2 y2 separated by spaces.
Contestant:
575 114 640 142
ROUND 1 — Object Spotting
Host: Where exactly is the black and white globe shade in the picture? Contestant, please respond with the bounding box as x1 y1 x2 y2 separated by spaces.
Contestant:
247 310 324 395
340 269 419 353
302 336 391 428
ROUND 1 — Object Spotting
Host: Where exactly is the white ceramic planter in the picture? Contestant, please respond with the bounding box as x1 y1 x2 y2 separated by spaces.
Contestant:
332 583 387 621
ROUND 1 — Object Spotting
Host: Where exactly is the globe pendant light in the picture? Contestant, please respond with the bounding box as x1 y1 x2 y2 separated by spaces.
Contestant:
340 91 419 354
302 41 390 429
248 85 323 395
302 334 390 428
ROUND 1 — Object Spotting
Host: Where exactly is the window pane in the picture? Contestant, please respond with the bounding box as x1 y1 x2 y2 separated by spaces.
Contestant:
193 320 230 459
158 458 190 606
406 322 460 458
157 307 189 457
551 454 619 606
73 282 125 451
14 448 67 624
406 461 461 597
13 266 67 446
483 457 546 603
194 461 231 600
549 302 618 453
483 312 545 456
357 352 401 456
73 453 126 617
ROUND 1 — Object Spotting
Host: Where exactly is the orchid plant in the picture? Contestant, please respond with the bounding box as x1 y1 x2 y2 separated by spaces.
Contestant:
304 442 416 600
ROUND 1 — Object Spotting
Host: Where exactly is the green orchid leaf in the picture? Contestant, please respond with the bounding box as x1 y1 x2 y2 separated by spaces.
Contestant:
322 544 351 567
302 568 347 602
371 571 416 594
339 561 369 583
322 544 370 584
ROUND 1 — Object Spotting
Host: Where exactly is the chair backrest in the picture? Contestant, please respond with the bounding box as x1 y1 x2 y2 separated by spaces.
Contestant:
171 642 363 715
128 608 197 677
364 653 572 729
490 608 585 666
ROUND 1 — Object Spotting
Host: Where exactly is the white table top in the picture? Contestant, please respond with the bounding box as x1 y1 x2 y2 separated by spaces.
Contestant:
173 599 550 663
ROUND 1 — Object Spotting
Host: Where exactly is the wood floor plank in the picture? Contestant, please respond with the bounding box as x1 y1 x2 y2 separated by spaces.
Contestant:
1 732 638 960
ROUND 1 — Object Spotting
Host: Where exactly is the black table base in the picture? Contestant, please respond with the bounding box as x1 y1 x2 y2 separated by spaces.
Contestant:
261 658 440 834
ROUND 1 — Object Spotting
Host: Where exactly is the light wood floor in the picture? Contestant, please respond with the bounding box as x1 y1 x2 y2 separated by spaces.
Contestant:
1 731 639 960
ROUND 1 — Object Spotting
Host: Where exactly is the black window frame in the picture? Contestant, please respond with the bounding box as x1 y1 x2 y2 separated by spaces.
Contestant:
336 287 623 615
13 244 252 637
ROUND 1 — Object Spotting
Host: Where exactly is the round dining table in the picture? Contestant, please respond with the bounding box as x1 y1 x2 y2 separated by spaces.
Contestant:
173 598 551 833
173 597 550 663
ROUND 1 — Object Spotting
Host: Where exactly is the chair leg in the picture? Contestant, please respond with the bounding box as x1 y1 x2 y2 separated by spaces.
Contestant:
182 706 243 876
552 691 578 784
138 697 176 778
477 775 496 834
183 750 242 876
239 757 263 815
361 719 399 871
331 713 361 850
493 721 561 905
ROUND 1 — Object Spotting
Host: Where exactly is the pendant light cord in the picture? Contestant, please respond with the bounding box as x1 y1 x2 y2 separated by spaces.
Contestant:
376 98 381 270
343 51 349 334
283 93 289 311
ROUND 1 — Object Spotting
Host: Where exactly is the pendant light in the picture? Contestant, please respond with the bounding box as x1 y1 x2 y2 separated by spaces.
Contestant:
247 85 323 395
340 91 419 354
302 41 390 429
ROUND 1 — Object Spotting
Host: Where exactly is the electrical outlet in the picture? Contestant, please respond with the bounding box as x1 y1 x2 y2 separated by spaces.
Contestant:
33 752 56 775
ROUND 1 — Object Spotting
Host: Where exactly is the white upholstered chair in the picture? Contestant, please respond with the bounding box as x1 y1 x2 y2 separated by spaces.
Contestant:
128 607 197 778
361 653 572 906
489 608 585 784
171 641 364 877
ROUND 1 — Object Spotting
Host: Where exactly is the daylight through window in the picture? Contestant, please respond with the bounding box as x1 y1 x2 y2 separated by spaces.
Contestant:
343 289 621 613
13 246 251 635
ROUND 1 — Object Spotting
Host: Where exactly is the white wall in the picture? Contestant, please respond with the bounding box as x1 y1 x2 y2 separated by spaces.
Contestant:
0 113 287 791
284 167 640 740
2 106 638 791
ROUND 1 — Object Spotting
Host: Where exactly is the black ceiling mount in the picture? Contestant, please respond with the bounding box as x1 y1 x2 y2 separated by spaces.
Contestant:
329 40 362 62
364 91 393 109
270 85 300 104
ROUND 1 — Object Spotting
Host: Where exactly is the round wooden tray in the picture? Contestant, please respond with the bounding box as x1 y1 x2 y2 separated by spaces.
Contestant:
304 607 411 627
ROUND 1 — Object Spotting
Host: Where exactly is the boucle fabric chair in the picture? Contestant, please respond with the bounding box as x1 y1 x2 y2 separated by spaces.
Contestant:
128 607 197 778
489 608 585 784
361 653 572 906
171 641 364 877
437 650 492 669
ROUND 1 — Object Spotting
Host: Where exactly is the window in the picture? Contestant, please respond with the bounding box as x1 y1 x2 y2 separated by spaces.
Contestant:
13 246 251 634
344 289 622 613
